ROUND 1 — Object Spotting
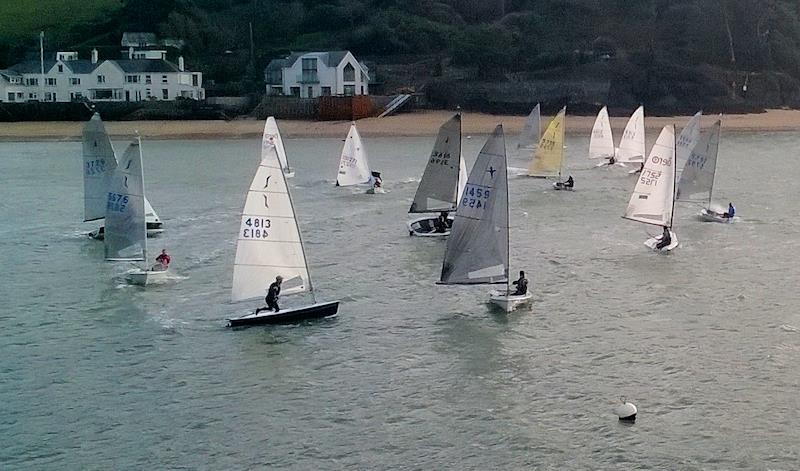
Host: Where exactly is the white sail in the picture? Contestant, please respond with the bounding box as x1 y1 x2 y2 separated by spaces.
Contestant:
263 116 292 176
517 104 541 149
409 114 462 213
623 125 676 227
457 155 468 202
83 113 118 222
104 139 146 261
676 111 702 171
336 123 372 186
589 106 615 159
231 142 311 302
617 106 646 163
677 120 720 203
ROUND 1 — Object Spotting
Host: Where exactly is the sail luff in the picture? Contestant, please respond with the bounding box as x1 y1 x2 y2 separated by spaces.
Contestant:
409 114 462 213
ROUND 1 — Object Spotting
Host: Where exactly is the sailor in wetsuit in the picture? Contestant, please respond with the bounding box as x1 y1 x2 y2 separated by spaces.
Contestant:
655 226 672 250
512 271 528 295
255 275 283 314
723 202 735 219
433 211 448 233
564 175 574 188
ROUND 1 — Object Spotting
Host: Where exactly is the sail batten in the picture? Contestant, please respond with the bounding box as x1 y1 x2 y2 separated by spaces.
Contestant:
528 107 566 177
232 138 311 303
617 106 646 163
410 114 462 213
517 104 541 149
589 106 615 159
623 125 676 227
440 125 508 285
104 139 146 261
336 123 372 186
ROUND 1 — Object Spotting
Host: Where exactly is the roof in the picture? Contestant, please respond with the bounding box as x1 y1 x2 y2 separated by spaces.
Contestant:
121 32 158 47
264 51 356 72
0 69 22 78
9 60 56 74
114 59 181 73
64 60 99 74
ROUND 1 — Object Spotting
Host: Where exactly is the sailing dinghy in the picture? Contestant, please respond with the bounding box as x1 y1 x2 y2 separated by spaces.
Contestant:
439 125 532 312
83 113 163 239
623 125 679 252
675 111 702 175
528 106 567 188
589 106 616 166
228 138 338 327
407 114 468 237
675 119 734 223
263 116 294 178
617 105 646 172
336 122 380 193
102 137 169 285
517 103 541 150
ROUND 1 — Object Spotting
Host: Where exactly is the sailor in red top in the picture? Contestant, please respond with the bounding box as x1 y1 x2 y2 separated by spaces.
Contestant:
155 249 171 270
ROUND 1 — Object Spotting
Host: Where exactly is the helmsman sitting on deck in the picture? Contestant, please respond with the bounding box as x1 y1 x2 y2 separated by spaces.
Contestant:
723 202 735 219
564 175 574 188
255 275 283 314
151 249 170 271
655 226 672 250
512 271 528 296
434 211 449 233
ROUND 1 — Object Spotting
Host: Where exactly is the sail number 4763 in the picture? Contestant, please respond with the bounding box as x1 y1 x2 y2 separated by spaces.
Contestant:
243 217 271 239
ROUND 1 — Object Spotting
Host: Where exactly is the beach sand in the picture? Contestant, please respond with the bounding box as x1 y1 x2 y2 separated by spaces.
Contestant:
1 109 800 141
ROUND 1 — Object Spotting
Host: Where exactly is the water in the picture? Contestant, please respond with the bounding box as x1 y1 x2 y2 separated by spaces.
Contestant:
1 130 799 469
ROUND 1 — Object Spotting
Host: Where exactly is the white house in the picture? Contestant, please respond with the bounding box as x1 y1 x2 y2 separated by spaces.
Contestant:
0 49 204 103
265 51 369 98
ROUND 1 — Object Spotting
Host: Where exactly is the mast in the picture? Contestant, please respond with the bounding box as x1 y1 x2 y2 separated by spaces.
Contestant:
504 124 511 296
282 154 315 303
670 124 677 230
707 117 720 210
137 134 147 261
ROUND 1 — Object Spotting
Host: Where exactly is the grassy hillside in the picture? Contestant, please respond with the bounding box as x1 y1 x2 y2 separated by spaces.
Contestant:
0 0 121 43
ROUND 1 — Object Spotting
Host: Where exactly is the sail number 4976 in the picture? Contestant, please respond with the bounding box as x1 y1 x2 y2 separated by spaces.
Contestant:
243 217 271 239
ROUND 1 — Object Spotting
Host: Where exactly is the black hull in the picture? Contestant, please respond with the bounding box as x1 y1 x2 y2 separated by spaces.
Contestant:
228 301 339 327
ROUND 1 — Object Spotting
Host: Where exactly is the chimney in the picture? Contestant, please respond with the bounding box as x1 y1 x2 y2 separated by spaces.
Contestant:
91 48 98 64
178 56 185 71
128 46 134 59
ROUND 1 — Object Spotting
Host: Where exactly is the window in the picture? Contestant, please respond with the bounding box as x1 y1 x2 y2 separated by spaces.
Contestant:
46 78 57 86
57 64 63 73
343 63 355 82
7 92 14 102
270 86 283 95
28 93 37 100
161 75 168 84
301 58 318 83
307 86 313 98
192 74 199 87
321 86 331 96
343 85 355 96
146 89 151 98
162 89 168 99
93 89 112 99
17 92 23 99
25 77 39 86
266 69 282 85
126 75 139 83
70 92 83 100
97 75 106 84
290 86 300 97
70 77 81 85
145 75 152 84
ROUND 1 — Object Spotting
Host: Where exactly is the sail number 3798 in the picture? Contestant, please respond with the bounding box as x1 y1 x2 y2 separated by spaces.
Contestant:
242 217 271 239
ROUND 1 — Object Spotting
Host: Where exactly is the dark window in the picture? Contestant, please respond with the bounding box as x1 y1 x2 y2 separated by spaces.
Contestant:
343 85 355 96
162 89 169 99
301 58 318 83
290 87 300 97
343 63 355 82
321 87 331 96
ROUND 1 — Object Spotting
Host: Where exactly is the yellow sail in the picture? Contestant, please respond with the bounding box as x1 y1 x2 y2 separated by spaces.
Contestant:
528 107 566 177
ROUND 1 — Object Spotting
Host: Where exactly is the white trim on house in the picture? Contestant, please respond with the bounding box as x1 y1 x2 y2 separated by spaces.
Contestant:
264 51 369 98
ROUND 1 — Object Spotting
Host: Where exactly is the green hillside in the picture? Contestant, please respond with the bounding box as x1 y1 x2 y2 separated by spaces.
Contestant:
0 0 121 42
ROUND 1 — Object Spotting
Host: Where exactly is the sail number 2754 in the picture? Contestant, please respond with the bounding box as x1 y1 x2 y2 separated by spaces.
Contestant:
242 217 271 239
461 185 491 209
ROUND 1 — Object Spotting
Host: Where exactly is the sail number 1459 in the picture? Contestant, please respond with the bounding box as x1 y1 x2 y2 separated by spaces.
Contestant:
243 217 271 239
461 185 491 209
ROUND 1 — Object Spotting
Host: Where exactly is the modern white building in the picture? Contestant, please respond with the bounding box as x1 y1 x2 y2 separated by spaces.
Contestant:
265 51 369 98
0 49 204 103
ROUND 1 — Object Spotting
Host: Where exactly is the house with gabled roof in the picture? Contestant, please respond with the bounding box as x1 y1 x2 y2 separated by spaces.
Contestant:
264 51 369 98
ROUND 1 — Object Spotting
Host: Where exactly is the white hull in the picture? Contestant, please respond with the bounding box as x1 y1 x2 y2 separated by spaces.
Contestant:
89 222 163 240
407 215 454 237
698 208 737 223
553 181 574 191
126 267 170 286
284 169 295 178
489 290 533 312
644 230 679 252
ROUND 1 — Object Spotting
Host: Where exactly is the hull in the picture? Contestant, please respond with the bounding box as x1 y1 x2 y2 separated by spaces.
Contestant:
366 187 385 194
90 220 164 240
228 301 340 327
553 182 574 191
489 290 533 313
644 230 679 252
126 267 169 286
407 215 454 237
698 208 737 223
284 169 295 178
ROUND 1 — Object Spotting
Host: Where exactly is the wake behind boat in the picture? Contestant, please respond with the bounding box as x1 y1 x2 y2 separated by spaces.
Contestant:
228 127 338 328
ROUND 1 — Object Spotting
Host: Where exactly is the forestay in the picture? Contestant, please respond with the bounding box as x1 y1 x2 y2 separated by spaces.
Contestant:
409 114 462 213
623 125 676 227
676 111 702 171
83 113 118 222
676 120 720 203
617 105 646 163
336 123 372 186
528 106 565 177
232 142 311 302
263 116 292 174
440 125 508 284
104 139 146 261
517 103 541 149
589 106 615 160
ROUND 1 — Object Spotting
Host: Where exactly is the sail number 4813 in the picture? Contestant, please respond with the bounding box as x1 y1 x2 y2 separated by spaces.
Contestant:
243 217 271 239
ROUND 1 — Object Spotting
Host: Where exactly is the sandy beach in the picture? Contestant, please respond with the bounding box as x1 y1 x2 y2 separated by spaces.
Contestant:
1 109 800 141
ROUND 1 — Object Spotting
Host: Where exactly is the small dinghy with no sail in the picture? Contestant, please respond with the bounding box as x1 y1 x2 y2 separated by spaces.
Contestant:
407 113 468 237
103 137 170 285
228 136 338 327
83 113 164 239
439 125 532 312
623 125 679 252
